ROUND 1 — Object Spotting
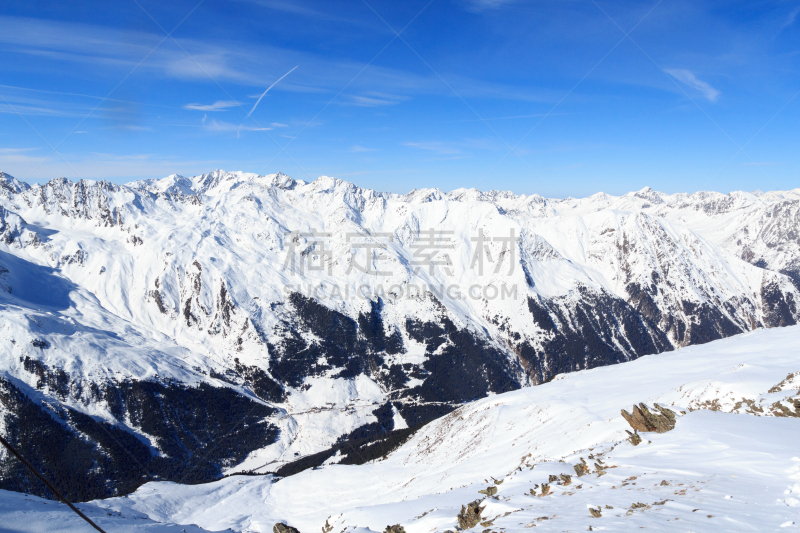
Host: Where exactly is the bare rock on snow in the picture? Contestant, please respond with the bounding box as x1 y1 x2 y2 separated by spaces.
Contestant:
274 523 301 533
457 501 484 529
621 403 676 433
626 430 642 446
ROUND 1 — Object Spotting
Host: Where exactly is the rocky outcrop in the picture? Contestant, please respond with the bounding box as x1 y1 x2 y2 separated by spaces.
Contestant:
626 430 643 446
457 501 484 529
621 403 676 433
274 524 301 533
384 526 405 533
478 485 497 496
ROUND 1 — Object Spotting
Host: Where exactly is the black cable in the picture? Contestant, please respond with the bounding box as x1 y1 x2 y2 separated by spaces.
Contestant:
0 434 108 533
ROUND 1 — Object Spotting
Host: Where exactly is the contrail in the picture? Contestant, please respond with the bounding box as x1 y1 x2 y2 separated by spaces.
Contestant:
246 65 298 119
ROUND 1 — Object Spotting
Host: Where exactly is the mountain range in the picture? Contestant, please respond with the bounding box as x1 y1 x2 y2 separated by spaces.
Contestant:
0 169 798 500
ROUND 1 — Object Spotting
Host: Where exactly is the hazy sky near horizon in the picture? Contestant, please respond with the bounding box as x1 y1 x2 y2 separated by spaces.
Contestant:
0 0 798 197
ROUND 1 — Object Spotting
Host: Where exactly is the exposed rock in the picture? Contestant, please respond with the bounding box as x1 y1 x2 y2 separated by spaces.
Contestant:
478 486 497 496
626 430 642 446
560 474 572 486
621 403 676 433
274 524 301 533
660 480 670 486
457 501 484 529
768 371 800 393
539 483 551 496
589 507 602 518
769 399 800 418
548 474 559 483
574 458 588 476
384 525 405 533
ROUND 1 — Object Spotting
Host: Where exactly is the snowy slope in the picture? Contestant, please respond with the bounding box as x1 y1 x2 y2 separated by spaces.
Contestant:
1 170 799 493
0 489 211 532
90 323 800 533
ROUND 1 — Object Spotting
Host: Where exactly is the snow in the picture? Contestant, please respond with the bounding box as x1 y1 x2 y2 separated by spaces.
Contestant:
0 489 211 532
81 324 800 533
232 375 387 473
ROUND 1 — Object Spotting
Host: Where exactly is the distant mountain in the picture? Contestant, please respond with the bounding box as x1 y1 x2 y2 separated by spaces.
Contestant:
0 170 797 500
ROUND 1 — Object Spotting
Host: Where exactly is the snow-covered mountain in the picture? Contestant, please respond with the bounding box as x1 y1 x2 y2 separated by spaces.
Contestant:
0 170 798 501
6 321 800 532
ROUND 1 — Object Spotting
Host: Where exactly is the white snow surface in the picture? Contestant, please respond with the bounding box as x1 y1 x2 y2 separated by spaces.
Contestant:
81 324 800 533
0 489 211 532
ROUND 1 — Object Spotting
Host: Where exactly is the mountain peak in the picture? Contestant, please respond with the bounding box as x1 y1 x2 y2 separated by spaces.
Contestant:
0 172 30 195
632 186 664 204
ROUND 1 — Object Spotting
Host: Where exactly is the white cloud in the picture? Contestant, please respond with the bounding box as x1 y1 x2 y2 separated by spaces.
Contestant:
461 0 516 13
0 148 38 154
0 92 96 118
346 93 407 107
203 119 271 133
402 141 461 155
782 7 800 30
0 150 227 184
665 68 720 102
350 145 378 152
237 0 369 26
184 100 242 111
115 124 152 132
0 14 554 115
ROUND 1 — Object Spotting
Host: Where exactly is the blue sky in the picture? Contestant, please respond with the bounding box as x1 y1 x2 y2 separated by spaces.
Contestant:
0 0 798 197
